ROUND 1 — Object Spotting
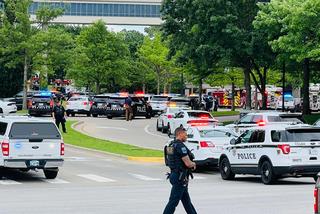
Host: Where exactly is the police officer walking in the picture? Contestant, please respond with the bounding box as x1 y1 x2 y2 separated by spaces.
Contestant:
124 95 133 121
52 99 67 133
163 127 197 214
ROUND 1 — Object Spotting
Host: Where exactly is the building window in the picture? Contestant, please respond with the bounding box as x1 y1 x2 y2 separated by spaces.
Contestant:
29 2 161 18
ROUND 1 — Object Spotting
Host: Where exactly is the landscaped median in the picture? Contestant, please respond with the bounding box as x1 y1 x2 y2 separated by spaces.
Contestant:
62 121 164 163
211 110 240 117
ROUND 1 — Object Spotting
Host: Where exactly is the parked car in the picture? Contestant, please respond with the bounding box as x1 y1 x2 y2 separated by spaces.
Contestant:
66 96 92 117
157 107 190 133
0 100 17 115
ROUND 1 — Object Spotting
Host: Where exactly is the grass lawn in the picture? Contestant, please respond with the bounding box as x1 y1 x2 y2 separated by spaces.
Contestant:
16 109 28 115
303 113 320 125
222 121 235 126
212 111 240 117
62 121 163 157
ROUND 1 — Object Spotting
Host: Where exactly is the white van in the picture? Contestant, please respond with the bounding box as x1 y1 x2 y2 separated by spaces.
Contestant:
0 116 64 179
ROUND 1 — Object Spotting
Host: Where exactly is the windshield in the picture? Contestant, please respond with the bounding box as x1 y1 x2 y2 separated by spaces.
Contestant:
69 97 87 101
268 116 303 123
9 122 61 139
109 97 126 103
187 112 212 119
151 96 168 102
199 129 237 138
284 97 294 102
93 96 109 102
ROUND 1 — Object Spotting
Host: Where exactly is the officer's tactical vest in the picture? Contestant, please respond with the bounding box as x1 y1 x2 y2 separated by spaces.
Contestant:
164 140 184 170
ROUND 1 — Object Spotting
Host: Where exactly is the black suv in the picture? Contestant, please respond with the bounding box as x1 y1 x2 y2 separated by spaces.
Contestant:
28 94 53 116
90 95 111 117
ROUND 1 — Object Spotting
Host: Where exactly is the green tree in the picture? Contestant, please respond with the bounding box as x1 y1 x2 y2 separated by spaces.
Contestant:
138 32 171 94
68 20 129 93
255 0 320 114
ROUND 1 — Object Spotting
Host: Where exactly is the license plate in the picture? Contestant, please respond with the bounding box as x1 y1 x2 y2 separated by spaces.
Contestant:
98 103 103 106
74 109 78 112
309 149 318 155
38 103 43 106
112 105 117 108
30 160 39 167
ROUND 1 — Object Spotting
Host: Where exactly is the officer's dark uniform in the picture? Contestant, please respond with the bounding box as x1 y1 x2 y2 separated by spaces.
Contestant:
53 104 66 133
163 140 197 214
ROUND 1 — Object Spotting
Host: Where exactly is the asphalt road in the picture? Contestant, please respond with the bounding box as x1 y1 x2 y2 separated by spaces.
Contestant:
0 144 315 214
73 115 239 150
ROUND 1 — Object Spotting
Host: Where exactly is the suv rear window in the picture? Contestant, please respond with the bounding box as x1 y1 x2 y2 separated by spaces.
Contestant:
0 122 7 135
9 123 61 139
268 116 302 123
187 112 212 119
32 96 51 102
108 97 125 103
69 97 87 101
151 96 168 102
271 129 320 142
93 96 109 102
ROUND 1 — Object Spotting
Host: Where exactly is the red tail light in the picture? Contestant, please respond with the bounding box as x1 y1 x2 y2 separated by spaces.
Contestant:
257 120 266 126
187 120 210 126
83 101 88 105
60 142 65 156
50 100 54 108
200 141 215 148
89 101 93 106
315 188 319 213
278 144 290 154
167 115 173 119
1 141 9 156
27 100 32 109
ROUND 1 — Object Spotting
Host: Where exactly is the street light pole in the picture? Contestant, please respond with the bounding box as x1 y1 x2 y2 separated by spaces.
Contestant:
282 61 286 112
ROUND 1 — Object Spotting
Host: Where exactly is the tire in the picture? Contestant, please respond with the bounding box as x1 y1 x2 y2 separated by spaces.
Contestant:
219 158 235 180
87 113 91 117
107 115 112 119
161 122 167 133
314 175 318 182
44 168 58 179
66 113 70 117
71 113 75 117
92 114 98 118
260 161 276 185
156 121 161 131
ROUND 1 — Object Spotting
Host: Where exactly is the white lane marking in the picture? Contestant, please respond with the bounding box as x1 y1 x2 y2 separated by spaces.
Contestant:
96 126 128 131
77 174 116 183
144 125 168 139
193 176 207 180
64 157 90 162
0 178 22 185
42 178 70 184
129 173 162 181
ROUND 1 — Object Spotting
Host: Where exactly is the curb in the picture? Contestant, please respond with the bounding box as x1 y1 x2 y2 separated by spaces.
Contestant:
127 156 164 163
68 120 164 164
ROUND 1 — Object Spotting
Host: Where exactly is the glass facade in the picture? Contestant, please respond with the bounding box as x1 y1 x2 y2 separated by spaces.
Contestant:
29 2 161 18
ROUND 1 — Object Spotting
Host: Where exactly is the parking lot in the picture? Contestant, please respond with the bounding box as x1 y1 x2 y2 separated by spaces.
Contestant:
0 115 316 214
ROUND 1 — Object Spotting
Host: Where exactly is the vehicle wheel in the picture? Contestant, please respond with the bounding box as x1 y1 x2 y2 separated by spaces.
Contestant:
107 115 112 119
156 121 161 131
314 175 318 182
92 114 98 118
260 161 276 185
71 113 75 117
161 122 167 133
87 113 91 117
167 125 172 137
66 113 70 117
219 158 235 180
44 168 58 179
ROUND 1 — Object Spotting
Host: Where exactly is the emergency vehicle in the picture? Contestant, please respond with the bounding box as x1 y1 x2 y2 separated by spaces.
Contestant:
219 125 320 185
209 89 245 108
0 116 64 179
310 84 320 112
28 92 54 116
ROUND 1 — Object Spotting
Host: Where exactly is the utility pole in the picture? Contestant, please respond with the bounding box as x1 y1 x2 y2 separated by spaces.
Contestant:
282 61 285 112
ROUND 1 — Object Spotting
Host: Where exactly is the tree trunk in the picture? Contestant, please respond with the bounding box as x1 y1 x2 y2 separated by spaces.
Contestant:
22 54 28 110
142 83 146 94
157 72 160 95
199 78 203 108
244 67 251 109
282 62 286 112
96 80 100 94
261 67 267 110
231 80 235 111
180 73 184 95
302 58 311 115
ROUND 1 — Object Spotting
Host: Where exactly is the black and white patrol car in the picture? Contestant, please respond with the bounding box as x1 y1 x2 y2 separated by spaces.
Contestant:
90 94 111 117
219 125 320 184
28 93 54 116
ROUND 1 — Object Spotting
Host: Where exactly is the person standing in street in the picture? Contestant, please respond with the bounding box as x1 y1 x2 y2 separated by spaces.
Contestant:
52 99 67 133
163 127 197 214
124 95 133 121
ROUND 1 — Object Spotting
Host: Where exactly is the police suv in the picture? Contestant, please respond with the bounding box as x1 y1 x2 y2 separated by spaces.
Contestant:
226 111 303 134
0 116 64 179
28 93 54 116
219 125 320 184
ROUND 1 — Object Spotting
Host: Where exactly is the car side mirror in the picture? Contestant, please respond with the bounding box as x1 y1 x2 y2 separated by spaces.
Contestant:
230 138 236 145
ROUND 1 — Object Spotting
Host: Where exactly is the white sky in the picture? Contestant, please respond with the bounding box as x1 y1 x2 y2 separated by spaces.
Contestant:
107 25 148 34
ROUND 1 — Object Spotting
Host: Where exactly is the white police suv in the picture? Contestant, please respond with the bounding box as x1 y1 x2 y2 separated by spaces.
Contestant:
226 111 303 134
0 116 64 179
219 124 320 184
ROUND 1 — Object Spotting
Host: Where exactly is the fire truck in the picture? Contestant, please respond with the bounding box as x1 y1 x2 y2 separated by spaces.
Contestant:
208 88 245 108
